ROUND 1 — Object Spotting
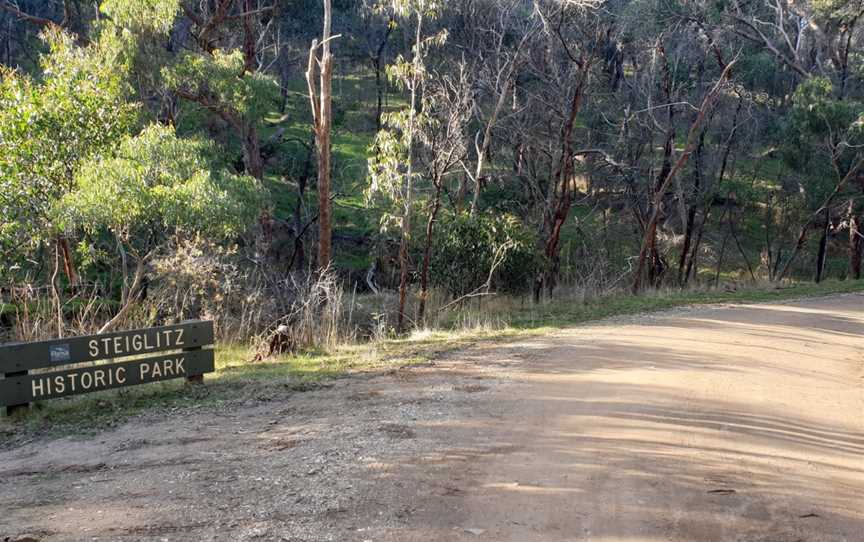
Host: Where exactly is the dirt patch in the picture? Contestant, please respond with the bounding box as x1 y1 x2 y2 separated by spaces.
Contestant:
453 384 489 393
0 342 516 541
346 390 383 401
378 423 416 439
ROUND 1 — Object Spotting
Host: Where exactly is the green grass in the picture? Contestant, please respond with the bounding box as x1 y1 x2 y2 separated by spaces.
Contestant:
505 279 864 329
3 279 863 440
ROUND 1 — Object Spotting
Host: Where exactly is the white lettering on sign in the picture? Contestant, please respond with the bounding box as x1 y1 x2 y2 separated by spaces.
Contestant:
138 357 186 380
27 357 187 400
86 329 186 359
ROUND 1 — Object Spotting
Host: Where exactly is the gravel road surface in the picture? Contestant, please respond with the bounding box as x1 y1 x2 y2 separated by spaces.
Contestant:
1 294 862 541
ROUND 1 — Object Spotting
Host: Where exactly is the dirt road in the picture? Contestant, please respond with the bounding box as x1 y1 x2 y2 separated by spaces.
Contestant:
1 295 862 541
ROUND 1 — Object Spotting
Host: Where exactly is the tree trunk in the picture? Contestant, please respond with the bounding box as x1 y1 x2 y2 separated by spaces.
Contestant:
677 125 707 284
678 207 696 285
243 124 264 179
684 209 709 285
849 206 861 280
418 182 443 323
714 230 730 286
777 226 809 282
238 0 264 181
815 208 830 283
396 10 425 333
306 0 334 270
290 136 315 272
536 64 590 299
397 215 411 331
317 1 334 270
764 194 776 280
58 236 78 287
632 60 734 293
729 212 757 282
51 240 65 338
648 223 664 287
242 0 256 73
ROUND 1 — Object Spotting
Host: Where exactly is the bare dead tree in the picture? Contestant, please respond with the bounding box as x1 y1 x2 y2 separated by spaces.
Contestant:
461 1 536 216
417 64 471 322
306 0 337 270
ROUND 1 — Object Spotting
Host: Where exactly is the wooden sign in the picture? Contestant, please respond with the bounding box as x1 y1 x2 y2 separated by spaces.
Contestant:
0 321 215 413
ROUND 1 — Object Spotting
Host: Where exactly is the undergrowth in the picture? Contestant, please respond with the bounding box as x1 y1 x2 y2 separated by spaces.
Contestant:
2 278 862 439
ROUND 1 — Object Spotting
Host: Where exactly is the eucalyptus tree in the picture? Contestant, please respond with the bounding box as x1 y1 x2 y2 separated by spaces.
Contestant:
513 0 603 300
102 0 279 180
722 0 864 280
368 0 444 332
56 124 265 332
774 77 864 281
415 63 472 321
442 0 537 215
0 27 136 284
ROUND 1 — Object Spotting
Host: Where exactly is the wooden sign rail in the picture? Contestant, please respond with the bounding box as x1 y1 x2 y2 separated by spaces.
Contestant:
0 320 215 415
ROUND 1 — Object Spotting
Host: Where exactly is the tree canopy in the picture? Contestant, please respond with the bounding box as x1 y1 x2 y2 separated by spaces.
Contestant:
1 0 862 336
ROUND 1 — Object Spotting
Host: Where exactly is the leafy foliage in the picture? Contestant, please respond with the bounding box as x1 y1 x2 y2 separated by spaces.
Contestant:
0 28 137 272
781 77 864 188
431 213 538 297
57 124 266 254
164 50 280 122
100 0 181 35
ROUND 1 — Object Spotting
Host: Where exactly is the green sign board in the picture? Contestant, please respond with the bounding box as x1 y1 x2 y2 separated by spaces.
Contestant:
0 321 215 412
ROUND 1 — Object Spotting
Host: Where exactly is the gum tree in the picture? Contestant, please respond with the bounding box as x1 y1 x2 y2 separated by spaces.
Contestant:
57 124 266 332
0 27 136 284
367 0 444 332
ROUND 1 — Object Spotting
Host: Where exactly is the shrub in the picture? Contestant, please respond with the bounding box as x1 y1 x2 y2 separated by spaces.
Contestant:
431 213 539 298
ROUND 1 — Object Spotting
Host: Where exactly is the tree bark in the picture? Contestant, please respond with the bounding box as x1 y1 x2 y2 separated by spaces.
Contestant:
535 64 590 299
243 124 264 179
242 0 256 73
684 209 709 284
58 236 78 287
678 207 696 284
306 0 335 270
632 60 735 293
418 182 443 323
51 240 65 338
815 208 830 283
396 9 425 333
849 204 862 280
677 122 711 285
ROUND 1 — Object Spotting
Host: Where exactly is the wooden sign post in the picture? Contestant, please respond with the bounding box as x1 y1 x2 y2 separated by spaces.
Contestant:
0 321 215 416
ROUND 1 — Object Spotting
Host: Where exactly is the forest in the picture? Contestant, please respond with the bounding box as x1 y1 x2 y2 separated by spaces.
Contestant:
1 0 863 352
